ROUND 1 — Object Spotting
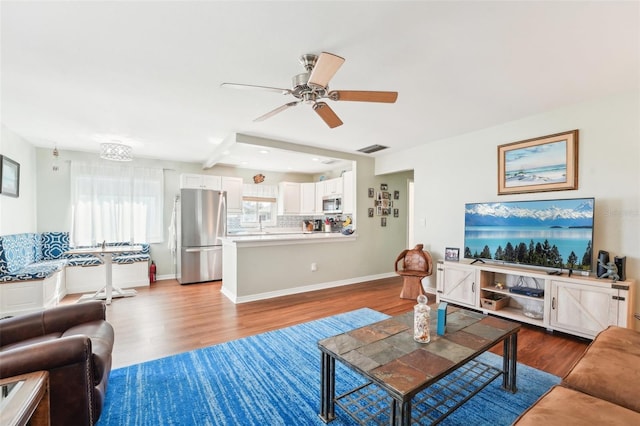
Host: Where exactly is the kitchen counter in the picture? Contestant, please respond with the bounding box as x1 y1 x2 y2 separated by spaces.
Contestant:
220 230 358 303
222 230 355 247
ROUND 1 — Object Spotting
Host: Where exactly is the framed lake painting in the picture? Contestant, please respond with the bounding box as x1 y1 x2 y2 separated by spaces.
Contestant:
498 130 578 195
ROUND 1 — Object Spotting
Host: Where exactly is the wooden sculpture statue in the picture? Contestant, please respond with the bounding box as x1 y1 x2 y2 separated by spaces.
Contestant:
395 244 433 299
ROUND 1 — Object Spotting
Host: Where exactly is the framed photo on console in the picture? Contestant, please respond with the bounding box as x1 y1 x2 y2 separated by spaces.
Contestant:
498 130 578 195
445 247 460 261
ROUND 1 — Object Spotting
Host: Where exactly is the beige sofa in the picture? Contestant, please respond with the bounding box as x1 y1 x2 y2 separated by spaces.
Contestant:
513 325 640 425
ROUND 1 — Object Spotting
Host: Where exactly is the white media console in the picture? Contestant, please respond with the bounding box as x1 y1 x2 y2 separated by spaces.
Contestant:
436 259 636 339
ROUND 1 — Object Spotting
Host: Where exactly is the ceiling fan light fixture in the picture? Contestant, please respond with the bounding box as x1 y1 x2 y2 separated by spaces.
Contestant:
224 51 397 128
100 142 133 161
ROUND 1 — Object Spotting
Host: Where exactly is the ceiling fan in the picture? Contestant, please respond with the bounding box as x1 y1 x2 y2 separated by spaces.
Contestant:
221 52 398 128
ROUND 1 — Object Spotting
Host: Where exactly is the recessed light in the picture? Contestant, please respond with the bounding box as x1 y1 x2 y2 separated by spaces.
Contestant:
259 149 269 154
312 158 320 162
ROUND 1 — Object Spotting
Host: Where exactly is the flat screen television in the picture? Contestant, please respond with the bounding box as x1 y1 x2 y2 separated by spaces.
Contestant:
464 197 595 271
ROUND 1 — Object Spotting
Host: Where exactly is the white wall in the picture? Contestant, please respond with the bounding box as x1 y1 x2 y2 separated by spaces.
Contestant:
0 125 37 234
376 90 640 316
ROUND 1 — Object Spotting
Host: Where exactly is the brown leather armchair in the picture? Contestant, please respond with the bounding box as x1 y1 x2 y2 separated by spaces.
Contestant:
0 301 114 426
395 244 433 299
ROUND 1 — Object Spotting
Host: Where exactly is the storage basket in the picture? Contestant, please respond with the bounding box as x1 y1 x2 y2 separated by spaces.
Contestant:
480 294 510 311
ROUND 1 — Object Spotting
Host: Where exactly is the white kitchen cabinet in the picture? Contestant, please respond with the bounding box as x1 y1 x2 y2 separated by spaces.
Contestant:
341 171 354 214
550 279 629 338
436 261 478 309
315 181 325 213
300 182 316 215
180 174 221 190
278 182 300 215
324 177 343 195
221 176 243 213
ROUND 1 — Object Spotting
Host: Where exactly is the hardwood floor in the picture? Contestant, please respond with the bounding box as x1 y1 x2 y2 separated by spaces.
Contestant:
62 277 589 376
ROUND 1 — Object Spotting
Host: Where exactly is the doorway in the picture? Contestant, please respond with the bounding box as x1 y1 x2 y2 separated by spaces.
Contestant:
407 179 414 248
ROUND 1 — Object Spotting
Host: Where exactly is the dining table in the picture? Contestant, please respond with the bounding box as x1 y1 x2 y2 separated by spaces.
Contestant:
66 244 142 304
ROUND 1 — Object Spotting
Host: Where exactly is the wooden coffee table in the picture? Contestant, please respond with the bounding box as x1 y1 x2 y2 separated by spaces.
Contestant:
0 371 50 426
318 307 520 425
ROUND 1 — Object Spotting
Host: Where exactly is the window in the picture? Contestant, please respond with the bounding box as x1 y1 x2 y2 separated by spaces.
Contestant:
241 184 277 227
70 162 163 245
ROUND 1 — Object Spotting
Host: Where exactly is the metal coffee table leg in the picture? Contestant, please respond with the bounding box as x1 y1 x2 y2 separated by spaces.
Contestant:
319 352 336 422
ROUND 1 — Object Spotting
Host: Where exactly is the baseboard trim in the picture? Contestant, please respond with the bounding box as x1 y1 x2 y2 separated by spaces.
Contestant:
223 272 398 304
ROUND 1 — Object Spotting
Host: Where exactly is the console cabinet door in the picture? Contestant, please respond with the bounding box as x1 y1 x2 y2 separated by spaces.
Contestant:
550 280 622 338
437 263 478 308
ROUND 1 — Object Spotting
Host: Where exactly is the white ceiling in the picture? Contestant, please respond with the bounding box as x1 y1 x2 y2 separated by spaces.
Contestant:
2 1 638 172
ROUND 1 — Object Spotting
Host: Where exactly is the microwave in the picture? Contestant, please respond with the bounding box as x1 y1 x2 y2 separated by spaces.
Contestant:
322 195 342 214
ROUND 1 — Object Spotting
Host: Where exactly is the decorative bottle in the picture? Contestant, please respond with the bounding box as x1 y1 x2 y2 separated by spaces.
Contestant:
414 294 431 343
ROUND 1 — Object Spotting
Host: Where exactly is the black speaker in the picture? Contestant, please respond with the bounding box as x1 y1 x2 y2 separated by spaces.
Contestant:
614 256 626 281
597 250 609 278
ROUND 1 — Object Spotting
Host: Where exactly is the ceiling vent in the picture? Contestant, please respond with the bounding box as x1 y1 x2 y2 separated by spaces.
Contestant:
321 159 337 165
357 144 388 154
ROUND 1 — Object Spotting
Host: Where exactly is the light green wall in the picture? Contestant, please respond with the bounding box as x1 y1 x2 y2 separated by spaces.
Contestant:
32 145 412 280
0 125 37 234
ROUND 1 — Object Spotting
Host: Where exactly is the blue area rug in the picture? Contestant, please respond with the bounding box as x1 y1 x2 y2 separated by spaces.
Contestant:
98 308 558 425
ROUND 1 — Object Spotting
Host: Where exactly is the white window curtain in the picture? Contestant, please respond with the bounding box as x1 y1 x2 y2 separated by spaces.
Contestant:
70 162 164 246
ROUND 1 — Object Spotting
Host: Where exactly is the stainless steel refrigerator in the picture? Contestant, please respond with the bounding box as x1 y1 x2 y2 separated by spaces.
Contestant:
177 188 226 284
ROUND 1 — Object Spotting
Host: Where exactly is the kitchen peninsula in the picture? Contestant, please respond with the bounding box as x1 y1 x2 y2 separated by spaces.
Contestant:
221 231 357 303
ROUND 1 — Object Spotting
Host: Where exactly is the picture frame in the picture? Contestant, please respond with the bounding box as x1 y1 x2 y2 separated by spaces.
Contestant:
393 190 400 200
368 187 374 198
380 183 388 191
368 208 374 217
445 247 460 262
381 217 387 227
497 130 578 195
0 155 20 198
393 208 399 218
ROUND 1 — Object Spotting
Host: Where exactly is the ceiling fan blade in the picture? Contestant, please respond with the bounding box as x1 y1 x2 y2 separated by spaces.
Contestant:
221 82 292 95
308 52 345 88
254 101 299 122
312 102 343 128
329 90 398 103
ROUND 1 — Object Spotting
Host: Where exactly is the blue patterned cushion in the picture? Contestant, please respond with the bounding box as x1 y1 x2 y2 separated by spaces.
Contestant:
67 257 103 267
41 232 70 260
34 234 43 262
0 234 150 281
0 237 8 275
106 242 150 256
114 254 150 264
0 259 66 282
1 234 38 274
65 243 149 266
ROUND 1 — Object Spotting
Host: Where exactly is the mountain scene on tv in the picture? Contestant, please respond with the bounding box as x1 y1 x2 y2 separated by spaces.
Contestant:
464 198 594 270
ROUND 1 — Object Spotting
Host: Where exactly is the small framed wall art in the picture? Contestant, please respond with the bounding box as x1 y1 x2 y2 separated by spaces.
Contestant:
497 130 578 195
0 155 20 197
